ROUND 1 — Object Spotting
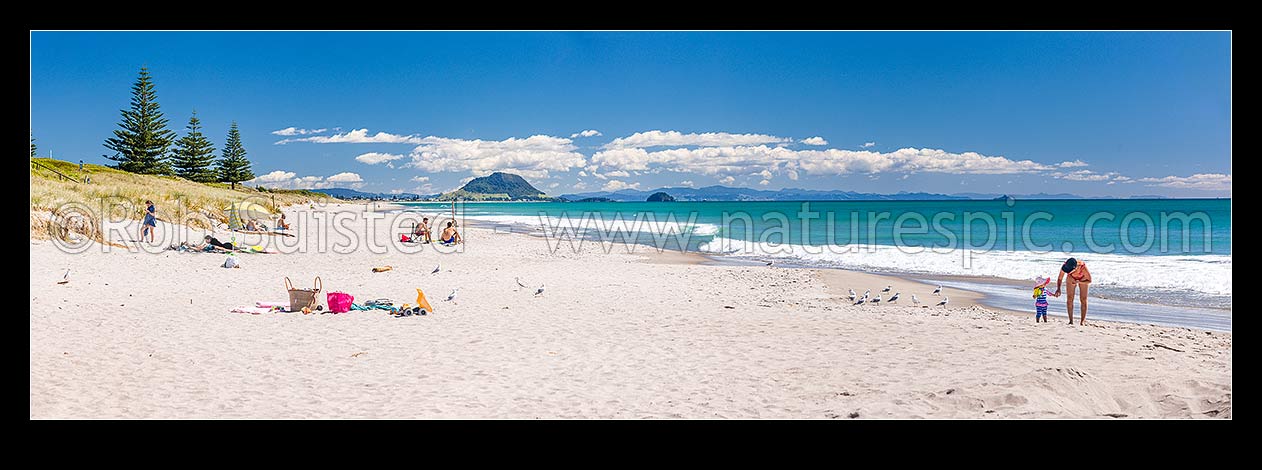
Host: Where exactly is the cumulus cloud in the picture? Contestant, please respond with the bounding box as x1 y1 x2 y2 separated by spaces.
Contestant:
1057 160 1089 168
601 180 641 192
256 170 296 182
759 179 770 186
603 170 630 178
1137 173 1232 191
719 176 735 184
410 176 430 183
355 152 405 165
247 170 363 189
862 142 876 148
271 127 328 136
275 128 420 145
801 136 828 146
679 180 694 187
402 134 586 179
604 130 791 149
591 145 1063 179
572 181 588 190
1052 170 1128 182
570 129 602 138
548 182 560 189
325 172 363 183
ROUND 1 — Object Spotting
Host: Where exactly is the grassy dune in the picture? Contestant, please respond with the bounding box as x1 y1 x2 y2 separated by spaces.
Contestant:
30 158 334 242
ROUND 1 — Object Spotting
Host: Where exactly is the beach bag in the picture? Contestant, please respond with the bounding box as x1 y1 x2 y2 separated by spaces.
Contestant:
327 292 354 313
284 276 322 312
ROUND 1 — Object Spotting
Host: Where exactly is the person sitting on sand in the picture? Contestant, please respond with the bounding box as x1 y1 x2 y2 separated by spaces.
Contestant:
413 217 432 243
439 221 462 245
276 214 290 231
140 200 157 243
1054 257 1092 325
197 234 236 252
245 219 259 231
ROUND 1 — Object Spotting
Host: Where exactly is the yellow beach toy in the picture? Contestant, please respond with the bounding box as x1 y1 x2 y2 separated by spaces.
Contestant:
416 288 435 313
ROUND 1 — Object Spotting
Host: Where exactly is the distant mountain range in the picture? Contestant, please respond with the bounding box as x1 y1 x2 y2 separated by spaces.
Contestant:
307 188 428 200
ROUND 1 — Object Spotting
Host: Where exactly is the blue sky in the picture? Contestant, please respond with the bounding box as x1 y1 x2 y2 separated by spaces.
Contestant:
31 31 1231 197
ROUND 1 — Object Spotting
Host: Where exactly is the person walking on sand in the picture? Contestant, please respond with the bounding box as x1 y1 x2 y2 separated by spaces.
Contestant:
1053 257 1092 325
140 200 157 243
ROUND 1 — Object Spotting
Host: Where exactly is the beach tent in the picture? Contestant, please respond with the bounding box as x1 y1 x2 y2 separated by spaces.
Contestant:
226 202 272 230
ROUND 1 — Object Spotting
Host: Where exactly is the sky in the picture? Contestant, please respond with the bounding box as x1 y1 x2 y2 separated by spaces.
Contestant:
30 31 1231 197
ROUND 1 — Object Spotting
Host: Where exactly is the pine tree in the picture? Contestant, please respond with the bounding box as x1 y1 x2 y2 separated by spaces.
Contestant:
103 67 175 174
171 111 218 182
30 132 36 158
216 121 254 189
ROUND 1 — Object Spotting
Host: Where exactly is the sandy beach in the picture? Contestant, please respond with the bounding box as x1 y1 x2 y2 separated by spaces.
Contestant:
29 203 1232 418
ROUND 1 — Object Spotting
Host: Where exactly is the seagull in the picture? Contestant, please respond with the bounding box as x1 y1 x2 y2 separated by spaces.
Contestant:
863 289 870 299
515 277 529 291
932 285 942 296
912 294 921 306
847 288 856 301
881 285 891 293
431 264 441 275
888 292 900 303
445 288 459 302
936 296 949 307
853 297 866 306
534 284 545 296
871 294 882 305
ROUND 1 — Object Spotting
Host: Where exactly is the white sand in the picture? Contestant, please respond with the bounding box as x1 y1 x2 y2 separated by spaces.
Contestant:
30 203 1231 418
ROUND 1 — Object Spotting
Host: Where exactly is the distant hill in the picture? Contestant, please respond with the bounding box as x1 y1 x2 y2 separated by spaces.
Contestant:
560 185 972 202
308 188 423 200
437 172 553 201
953 192 1089 200
647 191 676 202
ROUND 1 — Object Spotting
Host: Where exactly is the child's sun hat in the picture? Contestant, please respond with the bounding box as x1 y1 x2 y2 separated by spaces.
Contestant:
1034 276 1051 288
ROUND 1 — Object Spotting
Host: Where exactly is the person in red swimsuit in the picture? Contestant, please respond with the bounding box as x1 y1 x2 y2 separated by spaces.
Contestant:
1054 257 1092 325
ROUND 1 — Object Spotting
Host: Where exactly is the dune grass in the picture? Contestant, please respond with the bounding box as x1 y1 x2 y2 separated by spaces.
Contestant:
30 158 335 243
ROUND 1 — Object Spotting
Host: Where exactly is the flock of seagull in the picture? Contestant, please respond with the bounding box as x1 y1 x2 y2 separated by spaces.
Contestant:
428 262 545 305
848 284 949 307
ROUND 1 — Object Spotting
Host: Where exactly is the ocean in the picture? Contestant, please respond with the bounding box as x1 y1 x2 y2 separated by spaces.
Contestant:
398 199 1231 330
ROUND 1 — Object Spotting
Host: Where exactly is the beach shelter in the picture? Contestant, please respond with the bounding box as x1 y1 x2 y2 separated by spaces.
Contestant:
226 202 271 230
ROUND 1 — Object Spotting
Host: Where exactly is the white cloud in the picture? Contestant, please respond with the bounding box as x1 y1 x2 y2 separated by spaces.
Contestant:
402 134 586 179
591 145 1058 179
601 180 641 192
570 129 602 138
256 170 296 183
246 171 363 189
759 179 770 186
679 180 694 187
388 189 403 195
719 176 735 185
1058 160 1089 168
577 171 588 177
410 176 430 183
786 169 799 181
604 130 791 149
326 172 363 183
1137 173 1232 191
862 142 876 148
275 128 421 145
604 170 630 178
801 136 828 146
548 182 560 189
355 152 405 165
572 181 588 190
271 127 328 136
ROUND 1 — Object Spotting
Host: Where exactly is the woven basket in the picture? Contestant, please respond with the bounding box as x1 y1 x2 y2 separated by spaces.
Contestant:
284 276 322 312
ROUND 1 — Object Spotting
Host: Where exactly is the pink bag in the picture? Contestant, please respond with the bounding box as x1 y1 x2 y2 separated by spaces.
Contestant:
327 292 354 313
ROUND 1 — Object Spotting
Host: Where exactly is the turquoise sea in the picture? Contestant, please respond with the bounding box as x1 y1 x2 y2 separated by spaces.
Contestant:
399 199 1232 330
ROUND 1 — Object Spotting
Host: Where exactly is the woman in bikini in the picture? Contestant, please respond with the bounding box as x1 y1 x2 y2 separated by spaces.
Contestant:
1054 257 1092 325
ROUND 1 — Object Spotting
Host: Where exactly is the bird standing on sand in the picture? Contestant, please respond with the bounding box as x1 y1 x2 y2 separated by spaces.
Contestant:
881 285 891 293
932 285 942 296
534 284 545 296
888 292 900 303
853 297 866 306
871 294 882 305
863 289 870 299
912 294 921 306
848 288 856 301
936 296 949 307
446 288 459 302
432 264 441 275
